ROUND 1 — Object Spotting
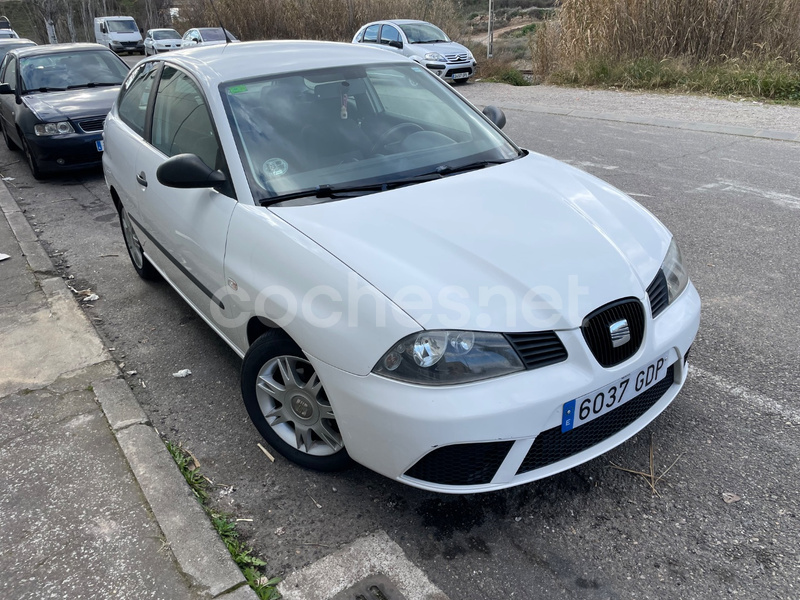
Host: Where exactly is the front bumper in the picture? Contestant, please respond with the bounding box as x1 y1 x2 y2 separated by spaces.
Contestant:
110 41 144 53
424 60 477 81
26 131 104 173
309 283 701 493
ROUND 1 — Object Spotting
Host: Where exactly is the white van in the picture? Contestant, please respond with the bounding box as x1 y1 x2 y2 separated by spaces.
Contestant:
94 16 144 55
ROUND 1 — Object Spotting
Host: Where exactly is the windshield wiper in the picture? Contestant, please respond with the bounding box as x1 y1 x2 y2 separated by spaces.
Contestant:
24 87 67 93
433 159 513 176
67 82 119 89
259 172 444 207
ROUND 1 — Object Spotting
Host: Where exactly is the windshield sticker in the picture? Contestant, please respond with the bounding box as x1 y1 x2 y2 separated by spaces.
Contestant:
262 158 289 177
228 84 248 95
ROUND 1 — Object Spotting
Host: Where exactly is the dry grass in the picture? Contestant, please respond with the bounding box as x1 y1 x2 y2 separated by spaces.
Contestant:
174 0 462 43
530 0 800 101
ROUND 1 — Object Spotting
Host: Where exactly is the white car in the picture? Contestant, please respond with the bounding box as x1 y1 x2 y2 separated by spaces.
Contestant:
102 41 700 493
353 19 477 83
144 28 183 55
180 27 239 48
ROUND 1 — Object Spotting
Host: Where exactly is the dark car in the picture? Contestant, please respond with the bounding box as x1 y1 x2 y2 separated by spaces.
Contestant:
0 38 35 63
0 43 130 178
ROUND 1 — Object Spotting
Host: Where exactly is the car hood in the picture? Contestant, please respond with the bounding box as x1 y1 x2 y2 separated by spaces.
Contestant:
273 153 671 332
409 40 470 58
24 87 120 121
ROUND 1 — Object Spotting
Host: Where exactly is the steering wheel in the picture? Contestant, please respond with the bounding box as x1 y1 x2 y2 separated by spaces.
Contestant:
371 123 424 154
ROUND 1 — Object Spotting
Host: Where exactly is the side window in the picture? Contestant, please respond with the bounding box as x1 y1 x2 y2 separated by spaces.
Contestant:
117 62 158 137
363 24 379 44
151 66 220 170
1 57 16 91
380 26 401 45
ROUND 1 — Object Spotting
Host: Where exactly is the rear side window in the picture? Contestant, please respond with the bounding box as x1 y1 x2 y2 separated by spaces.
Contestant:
117 62 158 137
151 66 220 169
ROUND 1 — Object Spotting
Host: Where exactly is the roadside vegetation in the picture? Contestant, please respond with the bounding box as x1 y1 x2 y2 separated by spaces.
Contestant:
165 441 280 600
531 0 800 102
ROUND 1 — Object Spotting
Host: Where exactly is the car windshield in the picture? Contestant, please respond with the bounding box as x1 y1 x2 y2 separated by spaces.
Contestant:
107 20 137 33
153 29 180 40
222 63 520 203
21 50 129 92
200 28 236 41
399 22 450 43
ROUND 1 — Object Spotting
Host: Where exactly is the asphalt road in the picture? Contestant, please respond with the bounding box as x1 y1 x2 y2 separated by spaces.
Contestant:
2 92 798 599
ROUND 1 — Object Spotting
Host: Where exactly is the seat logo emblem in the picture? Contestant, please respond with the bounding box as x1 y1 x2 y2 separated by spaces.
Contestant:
609 319 631 348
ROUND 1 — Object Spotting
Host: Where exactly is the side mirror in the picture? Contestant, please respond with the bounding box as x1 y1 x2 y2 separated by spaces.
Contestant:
388 40 403 49
482 105 506 130
157 153 227 189
0 82 12 95
100 24 107 34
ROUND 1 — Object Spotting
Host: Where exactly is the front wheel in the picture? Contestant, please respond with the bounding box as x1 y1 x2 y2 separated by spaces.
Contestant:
242 331 351 471
21 135 43 179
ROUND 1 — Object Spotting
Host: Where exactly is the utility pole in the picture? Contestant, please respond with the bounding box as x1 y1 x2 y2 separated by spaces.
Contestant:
487 0 494 59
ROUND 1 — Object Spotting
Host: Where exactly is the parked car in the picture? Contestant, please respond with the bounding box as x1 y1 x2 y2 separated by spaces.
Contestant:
0 43 130 179
102 41 700 493
0 38 35 63
0 15 19 39
352 19 477 83
94 16 144 55
144 28 183 55
180 27 239 48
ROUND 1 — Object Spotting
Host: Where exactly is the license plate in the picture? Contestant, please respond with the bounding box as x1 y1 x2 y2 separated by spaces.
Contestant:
96 140 104 152
452 72 469 79
561 352 672 433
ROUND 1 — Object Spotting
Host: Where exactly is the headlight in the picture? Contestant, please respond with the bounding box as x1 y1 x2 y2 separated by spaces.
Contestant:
34 122 74 136
424 52 446 62
373 330 524 385
662 238 689 303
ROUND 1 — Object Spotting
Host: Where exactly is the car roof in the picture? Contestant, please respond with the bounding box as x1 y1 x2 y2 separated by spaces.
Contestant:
0 38 34 46
151 40 410 82
364 19 435 27
10 43 111 58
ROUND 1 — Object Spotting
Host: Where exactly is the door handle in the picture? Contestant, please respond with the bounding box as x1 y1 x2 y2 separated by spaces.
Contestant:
136 171 147 187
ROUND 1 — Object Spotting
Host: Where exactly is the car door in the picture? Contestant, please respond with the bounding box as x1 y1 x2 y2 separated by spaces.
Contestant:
0 54 21 146
134 64 236 321
379 24 405 55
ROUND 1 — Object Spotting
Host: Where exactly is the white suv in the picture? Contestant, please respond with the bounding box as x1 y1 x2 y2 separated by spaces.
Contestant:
352 19 476 83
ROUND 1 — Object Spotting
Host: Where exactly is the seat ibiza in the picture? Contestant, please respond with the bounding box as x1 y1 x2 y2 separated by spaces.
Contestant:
102 41 700 493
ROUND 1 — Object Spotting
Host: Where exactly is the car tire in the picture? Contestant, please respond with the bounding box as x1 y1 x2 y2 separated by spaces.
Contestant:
241 330 351 472
20 135 43 180
2 121 17 151
118 204 158 280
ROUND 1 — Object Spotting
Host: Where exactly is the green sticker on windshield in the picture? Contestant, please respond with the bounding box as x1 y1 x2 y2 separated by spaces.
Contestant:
228 85 248 94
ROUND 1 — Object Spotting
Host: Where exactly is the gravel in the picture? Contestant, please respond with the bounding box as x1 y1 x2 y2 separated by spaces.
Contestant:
460 82 800 136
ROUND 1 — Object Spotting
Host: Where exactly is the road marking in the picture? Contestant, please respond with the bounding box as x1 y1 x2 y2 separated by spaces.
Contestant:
690 365 800 424
277 530 450 600
694 180 800 210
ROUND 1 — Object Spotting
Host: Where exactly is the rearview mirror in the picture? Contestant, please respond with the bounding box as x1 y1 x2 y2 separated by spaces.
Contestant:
482 105 506 130
157 153 227 189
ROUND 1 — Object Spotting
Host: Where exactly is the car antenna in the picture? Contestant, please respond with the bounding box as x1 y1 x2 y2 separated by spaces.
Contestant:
205 0 233 44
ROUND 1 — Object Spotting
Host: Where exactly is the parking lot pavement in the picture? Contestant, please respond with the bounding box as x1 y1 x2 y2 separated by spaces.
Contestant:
0 182 256 599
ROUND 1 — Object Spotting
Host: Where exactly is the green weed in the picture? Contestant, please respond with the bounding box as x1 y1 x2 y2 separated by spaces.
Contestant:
164 441 280 600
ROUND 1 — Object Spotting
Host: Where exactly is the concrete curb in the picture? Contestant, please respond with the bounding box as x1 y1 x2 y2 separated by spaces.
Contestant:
480 101 800 143
0 183 257 599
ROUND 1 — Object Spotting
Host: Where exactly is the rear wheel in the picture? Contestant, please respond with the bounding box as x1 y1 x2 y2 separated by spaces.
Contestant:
118 204 158 280
242 331 351 471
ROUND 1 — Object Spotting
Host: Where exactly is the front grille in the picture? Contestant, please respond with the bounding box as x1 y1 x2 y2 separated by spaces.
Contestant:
517 365 674 474
404 441 513 486
647 269 669 317
446 67 473 76
505 331 568 370
445 53 469 62
77 117 105 133
582 298 645 367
